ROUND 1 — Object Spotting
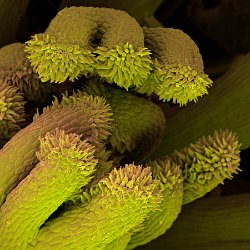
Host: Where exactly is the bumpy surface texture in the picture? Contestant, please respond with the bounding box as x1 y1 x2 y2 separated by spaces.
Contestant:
163 130 241 204
127 159 183 249
25 6 152 87
0 94 112 206
0 5 241 250
0 129 98 249
0 43 52 102
137 27 213 105
28 164 162 249
83 79 166 160
0 81 25 143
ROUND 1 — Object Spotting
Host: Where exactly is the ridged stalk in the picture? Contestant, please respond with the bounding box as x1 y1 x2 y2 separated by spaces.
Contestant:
0 129 97 249
28 165 162 249
126 159 183 249
0 94 112 206
136 193 250 250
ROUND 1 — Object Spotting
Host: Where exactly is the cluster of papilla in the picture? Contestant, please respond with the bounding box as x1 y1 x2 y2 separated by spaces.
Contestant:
0 83 241 249
25 6 213 106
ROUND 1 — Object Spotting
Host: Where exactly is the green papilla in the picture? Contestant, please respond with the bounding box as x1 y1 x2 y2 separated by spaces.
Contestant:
137 27 213 105
0 93 112 207
27 165 162 249
25 6 152 87
0 129 98 249
0 81 25 145
162 130 241 204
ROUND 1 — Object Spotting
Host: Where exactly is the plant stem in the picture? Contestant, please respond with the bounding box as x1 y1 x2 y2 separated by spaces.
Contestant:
135 193 250 250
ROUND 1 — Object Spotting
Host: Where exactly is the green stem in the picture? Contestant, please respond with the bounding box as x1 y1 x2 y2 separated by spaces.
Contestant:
135 193 250 250
102 233 131 250
0 131 97 249
28 165 162 249
0 95 112 206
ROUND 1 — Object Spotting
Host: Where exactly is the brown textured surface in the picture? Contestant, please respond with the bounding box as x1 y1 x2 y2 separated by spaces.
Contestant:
0 43 54 102
0 100 111 206
143 27 204 72
46 6 144 49
59 0 164 24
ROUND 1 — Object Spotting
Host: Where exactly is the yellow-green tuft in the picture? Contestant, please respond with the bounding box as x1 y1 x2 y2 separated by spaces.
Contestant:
149 158 183 194
135 59 162 95
25 34 95 83
142 27 213 105
156 63 213 106
0 81 25 142
103 164 160 196
94 43 152 90
126 160 183 249
37 128 98 187
165 130 241 204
